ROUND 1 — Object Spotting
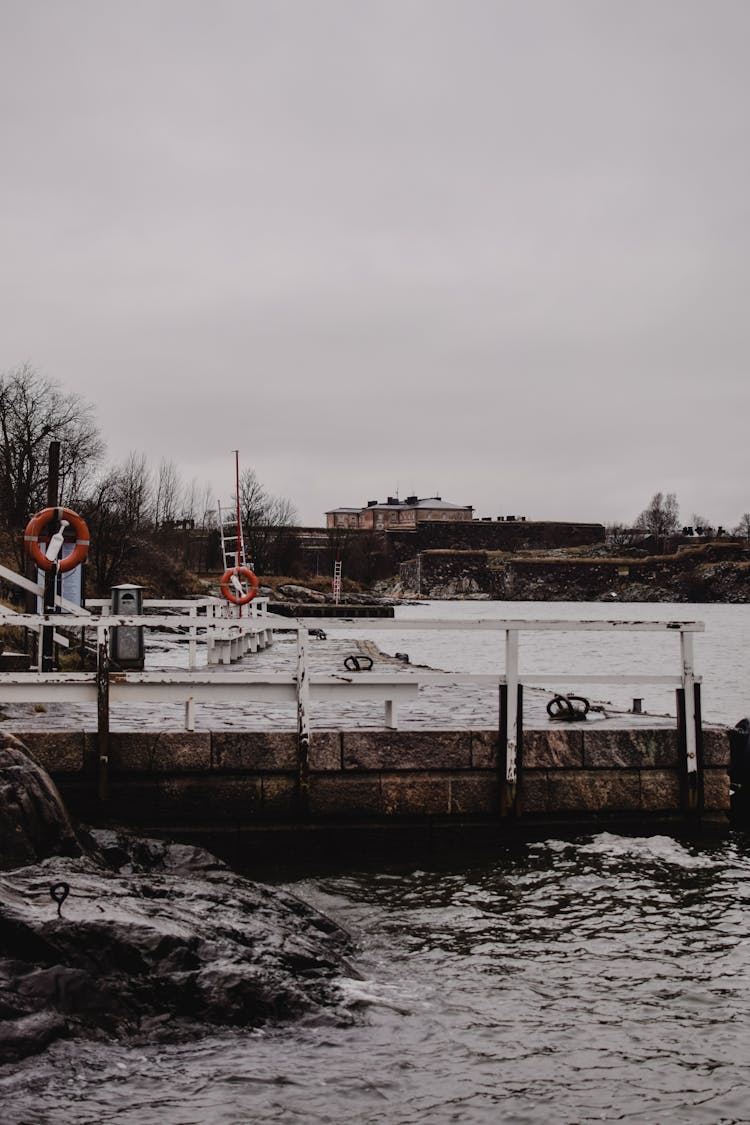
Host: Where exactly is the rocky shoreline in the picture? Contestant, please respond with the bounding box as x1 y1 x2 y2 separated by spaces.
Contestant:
0 735 358 1064
393 543 750 604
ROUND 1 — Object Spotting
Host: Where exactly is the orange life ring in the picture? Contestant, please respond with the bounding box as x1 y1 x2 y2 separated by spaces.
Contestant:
23 506 90 574
220 565 259 605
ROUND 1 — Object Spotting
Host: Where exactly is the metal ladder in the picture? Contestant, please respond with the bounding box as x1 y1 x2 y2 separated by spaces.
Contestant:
332 557 342 604
217 500 247 571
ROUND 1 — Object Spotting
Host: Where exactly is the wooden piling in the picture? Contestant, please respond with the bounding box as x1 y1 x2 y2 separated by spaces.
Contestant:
96 635 110 801
296 626 311 814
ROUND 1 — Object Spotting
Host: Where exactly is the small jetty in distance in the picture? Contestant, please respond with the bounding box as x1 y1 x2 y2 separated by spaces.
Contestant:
268 601 395 619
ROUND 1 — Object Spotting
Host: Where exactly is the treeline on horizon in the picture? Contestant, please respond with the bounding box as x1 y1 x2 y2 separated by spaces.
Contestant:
0 364 303 592
1 364 748 595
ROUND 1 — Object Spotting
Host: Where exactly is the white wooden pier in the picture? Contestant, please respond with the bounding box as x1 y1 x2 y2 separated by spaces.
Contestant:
0 576 706 814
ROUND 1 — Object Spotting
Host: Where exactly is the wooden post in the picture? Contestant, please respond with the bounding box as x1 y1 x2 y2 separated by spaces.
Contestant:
680 629 699 813
96 629 110 801
296 625 311 814
206 601 216 665
499 681 523 817
41 441 60 672
693 681 705 812
677 687 704 818
188 605 197 670
503 628 519 811
41 565 58 672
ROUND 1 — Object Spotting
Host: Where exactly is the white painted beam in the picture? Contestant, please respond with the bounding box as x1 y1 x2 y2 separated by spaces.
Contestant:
296 617 706 633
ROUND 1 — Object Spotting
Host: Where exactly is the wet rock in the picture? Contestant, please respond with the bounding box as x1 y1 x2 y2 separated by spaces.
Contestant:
273 585 393 607
0 841 356 1060
276 584 327 603
333 592 391 605
0 734 82 870
0 1011 67 1063
0 740 357 1062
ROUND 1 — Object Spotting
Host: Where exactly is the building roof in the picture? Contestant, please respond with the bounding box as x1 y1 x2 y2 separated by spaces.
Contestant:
366 500 470 511
327 497 472 513
364 502 410 510
412 498 472 510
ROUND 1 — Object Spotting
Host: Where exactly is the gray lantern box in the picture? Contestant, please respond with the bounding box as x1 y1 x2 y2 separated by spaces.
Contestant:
110 583 145 669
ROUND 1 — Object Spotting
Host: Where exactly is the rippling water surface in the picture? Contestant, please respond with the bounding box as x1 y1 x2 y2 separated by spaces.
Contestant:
4 601 750 1121
351 600 750 723
5 832 750 1124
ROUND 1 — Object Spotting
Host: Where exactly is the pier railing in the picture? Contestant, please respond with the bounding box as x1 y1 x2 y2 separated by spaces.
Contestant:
0 608 705 812
303 617 705 814
0 593 274 670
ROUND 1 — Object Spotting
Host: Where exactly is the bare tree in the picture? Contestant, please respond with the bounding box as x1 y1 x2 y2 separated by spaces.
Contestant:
197 481 216 530
690 514 715 536
82 453 153 590
116 452 153 530
734 513 750 540
153 458 183 527
606 523 638 550
269 495 298 528
634 492 680 550
182 477 199 524
234 468 299 573
237 468 270 528
0 363 104 564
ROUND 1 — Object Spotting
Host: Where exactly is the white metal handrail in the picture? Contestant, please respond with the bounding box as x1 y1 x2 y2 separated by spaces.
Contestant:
0 594 273 671
294 616 705 793
0 611 705 787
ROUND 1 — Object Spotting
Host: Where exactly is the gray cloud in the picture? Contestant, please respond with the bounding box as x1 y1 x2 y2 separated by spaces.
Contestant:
2 0 749 527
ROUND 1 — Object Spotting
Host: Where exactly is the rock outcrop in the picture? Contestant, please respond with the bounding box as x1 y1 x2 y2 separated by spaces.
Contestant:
0 735 82 870
273 583 393 606
0 736 356 1063
398 544 750 603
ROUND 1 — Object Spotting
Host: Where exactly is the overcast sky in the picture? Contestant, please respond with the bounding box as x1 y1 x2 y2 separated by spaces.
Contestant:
2 0 749 528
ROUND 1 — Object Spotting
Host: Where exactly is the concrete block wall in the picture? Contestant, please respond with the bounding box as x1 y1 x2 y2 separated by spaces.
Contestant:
18 726 731 833
392 520 606 555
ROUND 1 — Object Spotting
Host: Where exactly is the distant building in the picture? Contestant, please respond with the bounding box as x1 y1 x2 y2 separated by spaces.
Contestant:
326 495 473 530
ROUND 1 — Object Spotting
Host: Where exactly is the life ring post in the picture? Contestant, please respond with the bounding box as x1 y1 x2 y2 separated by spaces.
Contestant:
24 502 90 672
220 565 260 606
24 506 90 575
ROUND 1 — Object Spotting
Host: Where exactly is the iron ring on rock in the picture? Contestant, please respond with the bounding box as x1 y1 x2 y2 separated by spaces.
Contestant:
344 654 374 672
50 882 70 917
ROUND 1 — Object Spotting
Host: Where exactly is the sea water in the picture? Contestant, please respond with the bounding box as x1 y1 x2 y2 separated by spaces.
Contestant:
4 832 750 1124
3 601 750 1124
335 600 750 725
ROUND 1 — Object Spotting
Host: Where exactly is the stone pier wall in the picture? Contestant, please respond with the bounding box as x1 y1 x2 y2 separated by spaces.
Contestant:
18 727 731 838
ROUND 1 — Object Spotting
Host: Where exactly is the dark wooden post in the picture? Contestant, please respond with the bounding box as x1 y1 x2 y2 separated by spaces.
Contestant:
97 634 110 801
676 684 704 818
41 441 61 672
296 626 310 815
499 683 524 817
